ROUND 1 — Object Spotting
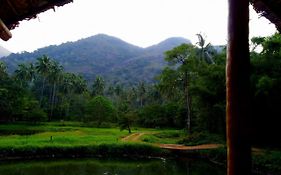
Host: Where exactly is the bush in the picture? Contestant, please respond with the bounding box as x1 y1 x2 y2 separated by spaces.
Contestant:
177 132 224 146
0 143 166 159
85 96 117 126
253 150 281 173
138 103 184 128
27 108 48 123
22 98 47 122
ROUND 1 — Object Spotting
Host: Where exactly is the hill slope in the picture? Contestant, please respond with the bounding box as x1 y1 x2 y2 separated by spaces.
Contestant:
0 46 11 58
2 34 190 85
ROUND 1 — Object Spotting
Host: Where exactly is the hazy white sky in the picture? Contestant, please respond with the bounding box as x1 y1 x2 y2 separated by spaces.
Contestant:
0 0 277 53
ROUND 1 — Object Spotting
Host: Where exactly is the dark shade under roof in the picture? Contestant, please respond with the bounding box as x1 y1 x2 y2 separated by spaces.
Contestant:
251 0 281 32
0 0 73 30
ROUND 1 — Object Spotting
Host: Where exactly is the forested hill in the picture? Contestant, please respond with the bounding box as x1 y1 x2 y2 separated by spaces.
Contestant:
0 46 11 58
1 34 190 85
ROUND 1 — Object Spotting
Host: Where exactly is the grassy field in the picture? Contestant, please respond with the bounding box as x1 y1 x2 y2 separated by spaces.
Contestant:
0 122 280 174
0 123 128 147
0 122 186 147
0 122 184 159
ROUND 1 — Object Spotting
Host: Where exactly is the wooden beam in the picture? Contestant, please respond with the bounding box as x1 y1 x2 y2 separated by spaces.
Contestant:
0 19 12 41
227 0 251 175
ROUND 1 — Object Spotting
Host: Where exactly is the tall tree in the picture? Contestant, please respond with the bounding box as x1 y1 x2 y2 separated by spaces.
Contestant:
48 61 63 120
86 96 116 126
196 33 215 64
14 63 35 88
137 81 146 107
164 44 196 133
157 67 182 101
35 55 52 106
91 76 105 97
0 61 8 79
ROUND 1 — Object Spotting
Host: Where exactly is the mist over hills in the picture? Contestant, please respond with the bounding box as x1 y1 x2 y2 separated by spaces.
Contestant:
1 34 190 85
0 46 11 58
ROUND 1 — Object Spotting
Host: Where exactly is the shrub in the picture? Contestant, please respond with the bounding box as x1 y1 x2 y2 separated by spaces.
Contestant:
85 96 117 126
177 132 224 146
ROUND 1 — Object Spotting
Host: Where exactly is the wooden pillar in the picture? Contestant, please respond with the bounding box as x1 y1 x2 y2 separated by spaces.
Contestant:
227 0 251 175
0 19 12 41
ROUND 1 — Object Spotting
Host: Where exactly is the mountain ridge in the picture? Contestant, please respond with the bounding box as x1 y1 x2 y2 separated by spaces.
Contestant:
1 34 191 85
0 46 12 58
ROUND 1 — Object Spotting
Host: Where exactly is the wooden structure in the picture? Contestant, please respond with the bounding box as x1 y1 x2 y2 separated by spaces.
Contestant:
227 0 281 175
251 0 281 32
227 0 251 174
0 0 73 41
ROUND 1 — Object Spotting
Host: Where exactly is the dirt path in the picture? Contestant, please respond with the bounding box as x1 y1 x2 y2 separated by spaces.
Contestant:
156 143 222 150
121 132 222 150
121 133 145 142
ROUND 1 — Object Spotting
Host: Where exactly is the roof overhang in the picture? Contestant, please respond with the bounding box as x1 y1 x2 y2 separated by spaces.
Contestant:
0 0 73 41
251 0 281 32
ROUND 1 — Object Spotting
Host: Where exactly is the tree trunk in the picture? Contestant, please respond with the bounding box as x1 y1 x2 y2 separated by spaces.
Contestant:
128 125 131 133
184 71 191 133
39 77 46 107
140 96 143 107
227 0 251 174
50 82 56 121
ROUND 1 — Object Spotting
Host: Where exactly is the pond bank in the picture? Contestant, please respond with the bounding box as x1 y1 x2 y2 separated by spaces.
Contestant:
0 143 224 161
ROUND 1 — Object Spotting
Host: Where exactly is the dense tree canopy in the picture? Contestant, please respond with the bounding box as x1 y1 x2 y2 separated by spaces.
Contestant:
1 33 281 148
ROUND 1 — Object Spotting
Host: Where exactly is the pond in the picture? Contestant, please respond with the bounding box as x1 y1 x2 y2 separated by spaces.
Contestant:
0 157 225 175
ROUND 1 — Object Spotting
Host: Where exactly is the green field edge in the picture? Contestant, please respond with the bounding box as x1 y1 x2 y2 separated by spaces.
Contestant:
0 143 223 161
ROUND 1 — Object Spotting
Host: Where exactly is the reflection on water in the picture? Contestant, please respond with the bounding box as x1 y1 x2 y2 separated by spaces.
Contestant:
0 158 225 175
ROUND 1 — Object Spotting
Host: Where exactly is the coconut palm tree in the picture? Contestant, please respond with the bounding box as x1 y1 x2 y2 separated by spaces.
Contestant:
0 61 7 79
14 63 35 88
164 43 196 133
137 81 146 107
35 55 52 106
91 76 105 97
48 60 63 120
196 33 216 64
73 75 87 94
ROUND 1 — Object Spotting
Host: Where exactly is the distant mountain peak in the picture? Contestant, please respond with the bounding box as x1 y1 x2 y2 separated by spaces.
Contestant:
145 37 191 54
2 34 191 85
160 37 191 43
0 46 12 58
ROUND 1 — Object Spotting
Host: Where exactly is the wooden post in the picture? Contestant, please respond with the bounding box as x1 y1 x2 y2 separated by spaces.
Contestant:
227 0 251 175
0 19 12 41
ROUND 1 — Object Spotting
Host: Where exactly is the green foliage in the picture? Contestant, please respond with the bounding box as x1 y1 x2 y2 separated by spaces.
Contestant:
141 130 184 144
0 61 8 79
190 53 226 134
2 35 189 85
250 33 281 146
2 33 281 153
27 108 48 123
0 56 89 122
156 67 182 101
21 96 47 122
86 96 117 126
138 103 184 128
0 123 169 159
118 111 136 133
158 42 225 134
177 132 224 146
0 67 27 120
252 150 281 173
91 76 105 96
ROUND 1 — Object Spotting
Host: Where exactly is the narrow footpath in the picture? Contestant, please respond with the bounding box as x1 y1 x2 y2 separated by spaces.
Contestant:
121 132 222 150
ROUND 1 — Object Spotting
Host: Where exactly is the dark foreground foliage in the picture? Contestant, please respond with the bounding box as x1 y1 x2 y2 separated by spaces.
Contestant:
0 144 166 160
